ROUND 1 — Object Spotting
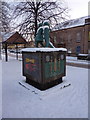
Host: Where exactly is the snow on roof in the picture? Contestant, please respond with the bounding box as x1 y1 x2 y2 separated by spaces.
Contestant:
22 48 67 52
0 32 16 42
53 16 90 31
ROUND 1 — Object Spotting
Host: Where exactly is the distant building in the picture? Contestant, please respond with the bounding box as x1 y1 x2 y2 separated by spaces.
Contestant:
1 31 28 51
50 16 90 56
2 31 27 44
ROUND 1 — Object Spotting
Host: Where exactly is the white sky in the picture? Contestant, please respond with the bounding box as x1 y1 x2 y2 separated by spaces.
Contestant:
2 0 90 20
66 0 90 19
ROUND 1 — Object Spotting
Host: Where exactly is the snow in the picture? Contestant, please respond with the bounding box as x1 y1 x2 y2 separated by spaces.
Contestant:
42 26 49 30
66 56 89 65
43 20 50 24
1 32 15 42
1 54 88 118
78 54 88 56
0 60 2 120
21 48 67 52
37 26 49 33
66 56 77 60
53 16 90 30
49 42 55 48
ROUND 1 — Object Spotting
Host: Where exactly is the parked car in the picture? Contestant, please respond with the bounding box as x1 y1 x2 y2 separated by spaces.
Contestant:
9 49 22 54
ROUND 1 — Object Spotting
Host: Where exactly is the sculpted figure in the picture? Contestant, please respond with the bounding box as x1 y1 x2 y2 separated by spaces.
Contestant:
35 22 44 47
35 21 54 48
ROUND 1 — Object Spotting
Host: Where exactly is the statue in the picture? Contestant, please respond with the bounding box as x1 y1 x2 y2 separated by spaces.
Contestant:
35 21 54 48
35 22 44 47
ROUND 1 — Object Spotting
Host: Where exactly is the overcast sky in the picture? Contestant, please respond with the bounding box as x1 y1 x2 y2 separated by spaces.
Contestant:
66 0 89 19
2 0 90 20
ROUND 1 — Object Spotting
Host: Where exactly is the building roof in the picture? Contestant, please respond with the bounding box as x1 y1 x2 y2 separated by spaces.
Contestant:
53 16 90 31
2 32 27 44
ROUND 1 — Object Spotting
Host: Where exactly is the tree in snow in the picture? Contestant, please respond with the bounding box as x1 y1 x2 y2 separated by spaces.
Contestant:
0 1 11 32
12 0 69 40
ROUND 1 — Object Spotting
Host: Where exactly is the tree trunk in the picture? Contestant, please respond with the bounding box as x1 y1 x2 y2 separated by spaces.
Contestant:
35 17 38 37
5 43 8 62
34 6 38 37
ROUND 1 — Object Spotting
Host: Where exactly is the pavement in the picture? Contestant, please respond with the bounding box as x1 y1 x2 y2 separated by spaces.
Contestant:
66 56 90 69
66 62 90 69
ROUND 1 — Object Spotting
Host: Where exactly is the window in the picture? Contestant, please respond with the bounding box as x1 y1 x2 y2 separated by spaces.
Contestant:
59 36 64 43
89 31 90 41
76 32 81 42
68 48 72 53
76 46 81 54
68 34 72 43
54 36 56 44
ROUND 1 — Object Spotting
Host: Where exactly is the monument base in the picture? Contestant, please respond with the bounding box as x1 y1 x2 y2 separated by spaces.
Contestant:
22 48 66 91
26 77 62 90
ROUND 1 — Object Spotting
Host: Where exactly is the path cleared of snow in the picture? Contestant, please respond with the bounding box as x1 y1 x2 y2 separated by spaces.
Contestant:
2 58 88 118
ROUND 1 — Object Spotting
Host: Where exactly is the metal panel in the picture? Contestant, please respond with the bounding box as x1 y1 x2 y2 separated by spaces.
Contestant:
22 50 66 90
42 51 66 84
23 52 42 83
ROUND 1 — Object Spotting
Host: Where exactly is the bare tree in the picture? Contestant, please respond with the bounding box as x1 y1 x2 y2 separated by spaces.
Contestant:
13 0 69 40
0 1 11 32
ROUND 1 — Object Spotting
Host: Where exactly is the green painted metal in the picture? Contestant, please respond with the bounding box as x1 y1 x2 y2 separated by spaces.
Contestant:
44 59 65 79
35 23 44 47
35 21 54 48
22 50 66 90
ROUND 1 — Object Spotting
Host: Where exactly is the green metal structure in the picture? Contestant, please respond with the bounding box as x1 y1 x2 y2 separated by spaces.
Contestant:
35 21 54 48
22 20 66 90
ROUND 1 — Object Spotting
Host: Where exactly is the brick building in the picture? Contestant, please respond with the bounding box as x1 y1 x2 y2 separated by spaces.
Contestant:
50 16 90 56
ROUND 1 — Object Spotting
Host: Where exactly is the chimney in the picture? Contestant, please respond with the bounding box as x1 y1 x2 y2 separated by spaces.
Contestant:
85 17 90 25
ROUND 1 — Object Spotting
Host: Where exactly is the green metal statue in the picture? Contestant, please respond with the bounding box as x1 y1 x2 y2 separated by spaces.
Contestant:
35 21 54 48
35 22 44 47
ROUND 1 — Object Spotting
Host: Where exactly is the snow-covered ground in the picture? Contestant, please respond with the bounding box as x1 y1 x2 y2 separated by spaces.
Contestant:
2 52 89 65
0 54 88 118
66 56 89 65
0 60 2 120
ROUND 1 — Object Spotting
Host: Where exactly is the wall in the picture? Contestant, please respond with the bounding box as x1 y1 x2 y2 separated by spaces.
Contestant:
50 23 89 56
